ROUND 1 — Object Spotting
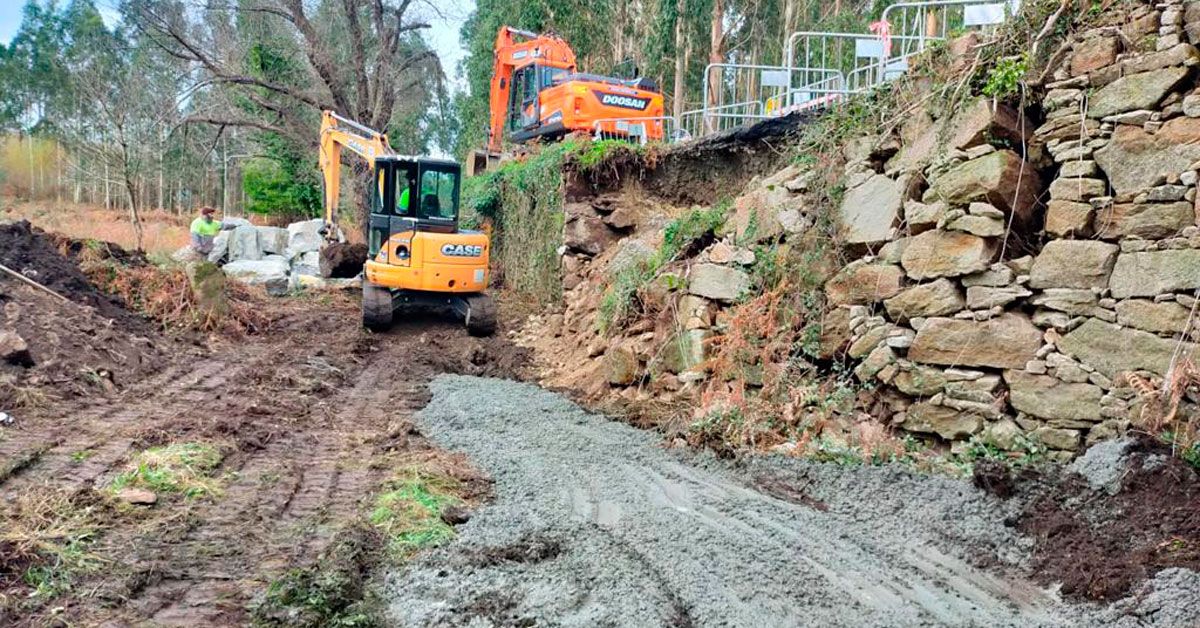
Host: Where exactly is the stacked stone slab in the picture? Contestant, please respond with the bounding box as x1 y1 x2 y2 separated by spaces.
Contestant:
197 218 358 291
821 2 1200 459
559 0 1200 454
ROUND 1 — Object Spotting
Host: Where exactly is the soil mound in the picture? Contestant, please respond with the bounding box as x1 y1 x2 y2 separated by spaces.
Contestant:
993 437 1200 601
0 220 135 322
0 222 171 407
320 242 368 279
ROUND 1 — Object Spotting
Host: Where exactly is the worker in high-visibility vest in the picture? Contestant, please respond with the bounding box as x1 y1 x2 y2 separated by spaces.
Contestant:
189 207 235 255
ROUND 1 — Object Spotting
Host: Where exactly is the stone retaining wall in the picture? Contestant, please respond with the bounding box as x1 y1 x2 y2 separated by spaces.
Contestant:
820 0 1200 458
545 0 1200 459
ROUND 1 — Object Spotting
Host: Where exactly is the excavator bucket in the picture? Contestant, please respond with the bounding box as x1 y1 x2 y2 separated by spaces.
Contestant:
467 150 503 176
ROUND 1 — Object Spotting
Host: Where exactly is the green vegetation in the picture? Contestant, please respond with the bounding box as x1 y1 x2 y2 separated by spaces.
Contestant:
21 536 99 599
109 442 225 499
1184 443 1200 470
661 202 729 258
1162 430 1200 470
981 55 1029 98
464 142 575 305
954 434 1047 473
242 154 321 219
805 435 929 468
254 527 382 628
598 201 730 333
570 139 646 172
369 469 464 558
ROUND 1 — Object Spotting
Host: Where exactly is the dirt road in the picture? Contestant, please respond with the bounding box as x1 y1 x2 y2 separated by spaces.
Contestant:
385 375 1195 627
0 286 522 625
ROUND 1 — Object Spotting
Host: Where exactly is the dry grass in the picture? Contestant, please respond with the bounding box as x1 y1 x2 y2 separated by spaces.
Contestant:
1126 358 1200 467
81 259 270 334
0 381 54 411
3 199 192 255
0 488 108 602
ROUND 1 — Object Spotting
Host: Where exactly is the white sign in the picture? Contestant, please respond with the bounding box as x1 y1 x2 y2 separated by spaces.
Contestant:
761 69 790 88
856 39 885 59
964 4 1006 25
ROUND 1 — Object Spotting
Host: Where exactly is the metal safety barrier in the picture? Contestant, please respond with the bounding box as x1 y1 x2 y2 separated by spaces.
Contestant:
879 0 1019 65
588 0 1020 146
698 65 850 132
592 116 680 145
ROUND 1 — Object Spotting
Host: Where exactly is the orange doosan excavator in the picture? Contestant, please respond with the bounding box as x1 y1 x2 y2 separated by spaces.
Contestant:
472 26 666 173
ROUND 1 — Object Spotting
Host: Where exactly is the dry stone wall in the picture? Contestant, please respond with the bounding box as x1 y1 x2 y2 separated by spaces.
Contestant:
534 0 1200 459
824 0 1200 459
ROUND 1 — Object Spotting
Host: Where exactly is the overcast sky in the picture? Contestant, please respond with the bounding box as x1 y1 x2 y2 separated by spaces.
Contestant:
0 0 474 91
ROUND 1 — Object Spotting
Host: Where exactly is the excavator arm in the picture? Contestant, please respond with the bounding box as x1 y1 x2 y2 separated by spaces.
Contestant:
318 110 395 237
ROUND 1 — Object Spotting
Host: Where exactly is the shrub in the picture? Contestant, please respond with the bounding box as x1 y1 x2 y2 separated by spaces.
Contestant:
596 201 731 333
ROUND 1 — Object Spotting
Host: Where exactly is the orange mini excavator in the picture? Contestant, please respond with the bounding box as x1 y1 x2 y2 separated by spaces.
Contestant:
471 26 666 173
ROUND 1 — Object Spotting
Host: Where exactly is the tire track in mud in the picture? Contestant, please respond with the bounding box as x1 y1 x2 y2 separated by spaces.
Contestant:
386 376 1113 627
0 358 232 498
125 350 412 625
1 312 520 627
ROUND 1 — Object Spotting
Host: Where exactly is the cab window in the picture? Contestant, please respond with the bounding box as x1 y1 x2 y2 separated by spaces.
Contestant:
508 65 536 131
417 167 459 221
374 168 386 213
394 163 417 216
540 65 568 89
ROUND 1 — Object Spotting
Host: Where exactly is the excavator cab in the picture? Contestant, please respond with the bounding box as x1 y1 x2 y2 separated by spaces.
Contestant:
360 156 494 335
366 157 461 257
506 63 572 137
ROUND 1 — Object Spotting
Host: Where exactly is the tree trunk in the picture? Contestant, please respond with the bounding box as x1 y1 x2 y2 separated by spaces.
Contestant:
783 0 797 61
704 0 725 134
673 0 688 120
125 177 143 251
104 156 111 211
158 127 165 212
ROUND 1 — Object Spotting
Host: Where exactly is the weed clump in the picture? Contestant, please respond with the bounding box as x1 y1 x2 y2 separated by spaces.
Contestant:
253 525 383 628
369 468 465 558
109 442 225 499
1 489 106 606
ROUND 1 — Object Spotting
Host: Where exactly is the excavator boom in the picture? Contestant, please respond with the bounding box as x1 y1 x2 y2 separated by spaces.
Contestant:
319 110 395 235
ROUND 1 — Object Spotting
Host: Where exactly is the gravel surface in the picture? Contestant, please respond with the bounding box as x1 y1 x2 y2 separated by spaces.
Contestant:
384 376 1192 627
1068 438 1136 495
